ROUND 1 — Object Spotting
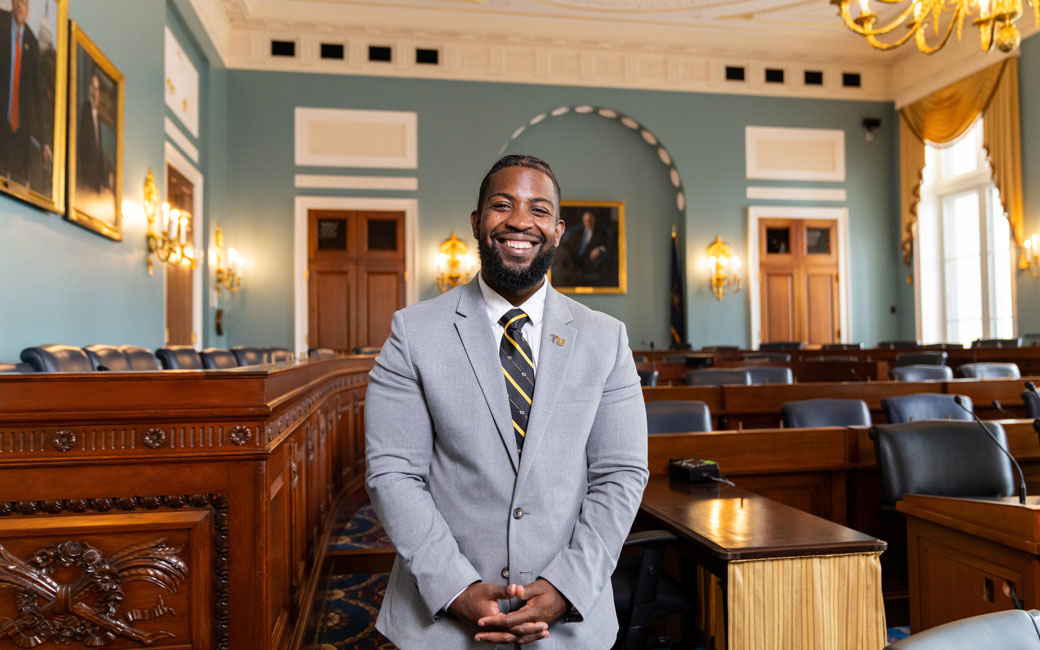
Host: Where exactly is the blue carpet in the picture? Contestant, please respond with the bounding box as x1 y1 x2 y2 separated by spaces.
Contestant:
888 626 911 643
332 503 393 552
317 572 397 649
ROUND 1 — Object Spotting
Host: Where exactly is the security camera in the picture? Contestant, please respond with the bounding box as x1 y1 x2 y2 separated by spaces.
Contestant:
862 117 882 141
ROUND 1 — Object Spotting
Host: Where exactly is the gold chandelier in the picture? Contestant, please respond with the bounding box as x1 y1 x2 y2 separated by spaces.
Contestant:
832 0 1039 54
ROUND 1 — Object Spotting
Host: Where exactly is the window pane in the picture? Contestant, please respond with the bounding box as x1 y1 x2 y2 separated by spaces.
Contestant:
943 191 982 345
367 219 398 251
317 219 347 250
918 200 942 343
766 228 790 254
988 190 1014 337
940 119 981 178
806 227 831 255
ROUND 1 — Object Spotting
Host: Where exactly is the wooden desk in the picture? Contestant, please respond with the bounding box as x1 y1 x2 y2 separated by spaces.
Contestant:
898 494 1040 632
0 357 373 650
641 478 887 650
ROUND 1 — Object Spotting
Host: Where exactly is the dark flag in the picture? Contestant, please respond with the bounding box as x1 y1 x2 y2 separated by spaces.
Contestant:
669 228 686 347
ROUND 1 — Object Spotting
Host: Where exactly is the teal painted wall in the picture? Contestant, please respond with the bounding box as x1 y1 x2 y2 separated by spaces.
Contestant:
223 70 903 350
1019 36 1040 336
0 0 166 361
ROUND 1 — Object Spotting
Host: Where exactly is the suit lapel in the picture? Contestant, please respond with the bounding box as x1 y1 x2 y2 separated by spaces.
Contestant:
517 286 576 487
454 279 520 473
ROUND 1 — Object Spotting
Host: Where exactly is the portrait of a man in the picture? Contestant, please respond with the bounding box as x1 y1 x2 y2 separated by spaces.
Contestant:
0 0 64 210
550 201 626 293
67 21 122 240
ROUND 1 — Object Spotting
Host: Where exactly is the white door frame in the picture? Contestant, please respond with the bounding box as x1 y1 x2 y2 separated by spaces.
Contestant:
163 141 204 351
747 206 851 349
293 196 418 357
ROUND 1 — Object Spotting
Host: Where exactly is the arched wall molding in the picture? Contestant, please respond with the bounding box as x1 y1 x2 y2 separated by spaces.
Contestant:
499 105 686 216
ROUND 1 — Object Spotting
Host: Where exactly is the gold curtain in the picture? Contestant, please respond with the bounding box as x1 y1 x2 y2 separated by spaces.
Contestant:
899 60 1021 281
982 58 1026 265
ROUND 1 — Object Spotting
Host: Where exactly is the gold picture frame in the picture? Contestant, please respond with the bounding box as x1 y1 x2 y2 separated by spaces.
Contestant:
67 20 122 240
550 200 627 294
0 0 68 213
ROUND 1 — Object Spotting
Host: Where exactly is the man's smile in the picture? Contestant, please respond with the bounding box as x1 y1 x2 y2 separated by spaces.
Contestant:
495 233 542 258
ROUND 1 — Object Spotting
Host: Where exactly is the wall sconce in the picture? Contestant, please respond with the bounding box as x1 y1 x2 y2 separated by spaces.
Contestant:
436 232 478 292
1023 233 1040 278
143 168 197 275
213 225 244 296
707 235 741 301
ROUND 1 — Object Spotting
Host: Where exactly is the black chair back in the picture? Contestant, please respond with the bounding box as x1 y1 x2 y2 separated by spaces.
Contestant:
645 400 711 433
878 340 920 350
611 531 691 650
782 399 871 428
957 362 1021 379
632 355 648 363
881 393 972 424
83 344 130 371
972 337 1023 348
636 369 658 387
822 343 864 350
684 369 750 386
353 346 382 355
231 346 265 366
870 421 1015 508
663 354 687 363
119 345 160 370
156 346 204 370
895 351 947 367
890 365 953 382
701 345 739 352
1025 390 1040 419
885 609 1040 650
743 352 791 362
200 348 239 369
20 345 93 372
0 362 33 373
744 366 794 385
759 341 803 350
309 347 337 359
269 349 294 363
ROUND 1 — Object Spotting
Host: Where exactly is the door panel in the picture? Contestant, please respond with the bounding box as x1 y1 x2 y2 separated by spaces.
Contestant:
763 270 795 342
312 270 354 352
806 270 839 345
360 269 404 348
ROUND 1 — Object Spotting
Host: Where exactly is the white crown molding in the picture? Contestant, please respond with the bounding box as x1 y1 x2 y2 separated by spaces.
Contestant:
294 174 419 191
188 0 233 65
746 186 847 202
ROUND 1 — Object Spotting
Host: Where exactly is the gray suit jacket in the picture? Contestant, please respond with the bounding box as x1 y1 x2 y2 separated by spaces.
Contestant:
365 278 648 649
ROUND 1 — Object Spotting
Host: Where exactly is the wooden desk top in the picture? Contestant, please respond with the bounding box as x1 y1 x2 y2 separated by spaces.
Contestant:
640 476 887 562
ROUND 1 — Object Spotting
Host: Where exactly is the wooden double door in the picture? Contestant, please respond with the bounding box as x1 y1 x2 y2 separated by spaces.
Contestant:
759 218 841 347
308 209 406 353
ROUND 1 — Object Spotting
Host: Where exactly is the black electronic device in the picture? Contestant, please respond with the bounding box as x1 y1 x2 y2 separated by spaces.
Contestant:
669 458 720 483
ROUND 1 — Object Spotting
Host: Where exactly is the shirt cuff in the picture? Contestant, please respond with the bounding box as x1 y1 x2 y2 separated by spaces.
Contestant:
441 584 471 616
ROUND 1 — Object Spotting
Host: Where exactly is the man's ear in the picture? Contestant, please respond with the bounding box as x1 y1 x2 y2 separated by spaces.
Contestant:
470 210 481 240
554 216 566 240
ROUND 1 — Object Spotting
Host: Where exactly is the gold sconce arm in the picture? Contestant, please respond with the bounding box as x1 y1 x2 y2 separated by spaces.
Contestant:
436 232 479 293
143 168 196 275
1023 234 1040 279
213 226 244 297
707 235 742 301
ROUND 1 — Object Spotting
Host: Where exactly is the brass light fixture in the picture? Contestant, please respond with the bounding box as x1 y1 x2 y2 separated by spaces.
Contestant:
1023 233 1040 278
143 168 197 275
436 232 478 292
707 235 741 301
832 0 1039 54
213 226 244 296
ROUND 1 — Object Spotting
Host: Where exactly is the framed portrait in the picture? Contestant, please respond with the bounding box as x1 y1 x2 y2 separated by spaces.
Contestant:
0 0 68 212
550 200 626 294
67 21 122 240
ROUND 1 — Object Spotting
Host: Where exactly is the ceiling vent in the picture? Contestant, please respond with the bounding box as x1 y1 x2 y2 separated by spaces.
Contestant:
765 68 784 84
368 46 392 62
842 72 862 88
321 43 345 60
804 70 824 86
725 66 745 82
416 48 439 65
271 40 295 57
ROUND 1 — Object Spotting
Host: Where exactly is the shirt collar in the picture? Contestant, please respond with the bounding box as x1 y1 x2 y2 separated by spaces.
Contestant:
477 273 548 328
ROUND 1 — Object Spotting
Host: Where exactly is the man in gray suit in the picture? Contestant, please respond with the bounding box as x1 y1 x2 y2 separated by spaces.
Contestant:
366 154 648 648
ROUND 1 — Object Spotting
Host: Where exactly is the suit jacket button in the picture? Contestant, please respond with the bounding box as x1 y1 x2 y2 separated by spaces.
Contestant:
512 507 524 519
501 567 510 579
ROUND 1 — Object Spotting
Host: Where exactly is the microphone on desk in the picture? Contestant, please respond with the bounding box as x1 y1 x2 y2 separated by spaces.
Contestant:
1026 381 1040 438
849 367 863 382
953 394 1027 505
992 400 1010 416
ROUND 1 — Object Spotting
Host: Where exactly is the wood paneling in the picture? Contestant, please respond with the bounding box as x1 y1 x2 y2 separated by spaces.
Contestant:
764 271 795 342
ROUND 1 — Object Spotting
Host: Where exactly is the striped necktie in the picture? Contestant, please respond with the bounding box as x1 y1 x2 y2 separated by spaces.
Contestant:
499 308 535 453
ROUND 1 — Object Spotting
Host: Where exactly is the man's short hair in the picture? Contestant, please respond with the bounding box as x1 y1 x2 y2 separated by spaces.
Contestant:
476 154 561 214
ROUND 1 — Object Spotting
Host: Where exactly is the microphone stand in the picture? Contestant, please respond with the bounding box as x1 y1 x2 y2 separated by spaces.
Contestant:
953 395 1027 505
649 341 657 376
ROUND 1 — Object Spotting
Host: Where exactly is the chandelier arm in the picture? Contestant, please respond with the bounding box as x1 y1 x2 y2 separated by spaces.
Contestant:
914 10 961 53
866 24 920 48
842 2 920 36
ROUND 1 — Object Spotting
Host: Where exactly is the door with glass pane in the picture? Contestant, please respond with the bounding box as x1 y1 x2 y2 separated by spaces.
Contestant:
307 210 406 353
759 218 840 346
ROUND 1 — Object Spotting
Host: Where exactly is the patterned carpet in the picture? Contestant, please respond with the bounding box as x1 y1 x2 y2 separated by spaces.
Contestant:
332 503 392 551
316 572 397 650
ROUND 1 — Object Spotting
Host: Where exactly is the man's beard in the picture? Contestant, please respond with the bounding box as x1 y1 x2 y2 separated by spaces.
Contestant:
478 232 557 294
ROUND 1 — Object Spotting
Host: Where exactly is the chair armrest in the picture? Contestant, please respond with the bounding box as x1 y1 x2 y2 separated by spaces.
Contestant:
623 530 678 547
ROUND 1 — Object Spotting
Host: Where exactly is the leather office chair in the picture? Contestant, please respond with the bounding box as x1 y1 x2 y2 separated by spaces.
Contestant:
759 341 803 351
782 398 871 428
810 354 857 361
701 345 739 352
957 362 1021 379
352 346 382 355
83 344 130 371
880 393 972 424
200 348 238 369
119 345 160 370
309 347 337 359
822 342 864 350
878 340 920 350
885 609 1040 650
645 400 712 433
744 366 794 385
611 530 692 650
637 369 658 387
890 364 954 382
972 337 1023 348
743 352 791 362
1025 389 1040 419
0 362 33 373
632 355 648 363
231 346 265 366
894 351 948 367
20 345 94 372
684 368 751 386
267 348 294 363
155 346 204 370
664 354 688 363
